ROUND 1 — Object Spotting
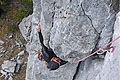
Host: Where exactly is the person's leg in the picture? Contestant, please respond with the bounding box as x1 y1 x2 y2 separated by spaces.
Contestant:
59 58 68 66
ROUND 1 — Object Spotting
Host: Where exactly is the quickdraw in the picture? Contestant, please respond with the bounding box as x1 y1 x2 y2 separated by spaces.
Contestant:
108 46 114 52
74 35 120 63
51 57 61 66
97 46 114 54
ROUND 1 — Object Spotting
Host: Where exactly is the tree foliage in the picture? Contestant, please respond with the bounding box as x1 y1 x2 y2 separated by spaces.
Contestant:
0 0 11 16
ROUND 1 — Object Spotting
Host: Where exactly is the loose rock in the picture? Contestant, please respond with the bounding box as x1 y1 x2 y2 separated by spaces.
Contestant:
0 54 3 58
2 60 17 73
17 50 25 56
8 35 13 39
15 59 23 72
0 70 7 76
0 40 4 45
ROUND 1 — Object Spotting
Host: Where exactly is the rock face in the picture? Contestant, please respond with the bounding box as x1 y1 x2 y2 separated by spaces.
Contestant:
18 0 119 80
75 58 104 80
75 12 120 80
95 12 120 80
26 54 78 80
19 15 32 41
49 0 98 62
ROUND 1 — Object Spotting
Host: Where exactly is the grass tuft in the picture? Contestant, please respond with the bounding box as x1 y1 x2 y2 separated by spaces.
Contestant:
7 24 17 33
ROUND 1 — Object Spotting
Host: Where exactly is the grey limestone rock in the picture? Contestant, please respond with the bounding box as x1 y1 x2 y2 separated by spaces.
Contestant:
17 0 119 80
95 12 120 80
50 15 98 62
15 59 23 73
0 46 6 54
25 0 99 80
8 35 13 39
0 70 7 76
8 76 13 80
2 60 17 73
75 57 104 80
0 54 3 58
8 45 14 52
75 11 120 80
0 40 4 45
1 56 24 79
15 40 23 47
17 50 25 56
82 0 118 50
26 54 78 80
18 15 33 41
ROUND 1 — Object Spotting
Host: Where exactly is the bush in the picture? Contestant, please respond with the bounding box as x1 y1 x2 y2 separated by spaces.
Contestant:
13 0 33 20
13 9 30 20
0 0 11 16
8 24 17 33
0 0 8 5
20 0 33 14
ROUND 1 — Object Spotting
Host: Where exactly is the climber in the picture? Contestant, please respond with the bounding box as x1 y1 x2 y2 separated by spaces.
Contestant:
37 22 68 71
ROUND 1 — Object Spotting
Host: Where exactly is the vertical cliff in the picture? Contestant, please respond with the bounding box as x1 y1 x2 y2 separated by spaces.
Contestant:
18 0 119 80
95 12 120 80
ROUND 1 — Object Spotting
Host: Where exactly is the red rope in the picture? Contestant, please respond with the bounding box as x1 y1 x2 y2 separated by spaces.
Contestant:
74 35 120 63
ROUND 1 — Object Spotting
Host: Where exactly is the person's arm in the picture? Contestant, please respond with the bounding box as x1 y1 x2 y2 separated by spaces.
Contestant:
38 22 41 32
37 23 50 59
38 23 44 45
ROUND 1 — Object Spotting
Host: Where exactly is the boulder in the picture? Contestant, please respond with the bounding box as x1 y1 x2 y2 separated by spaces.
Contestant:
17 50 25 56
18 15 33 41
0 54 3 58
8 76 13 80
0 70 7 76
0 40 4 45
0 46 6 54
15 59 23 73
2 60 17 73
8 35 13 39
0 40 5 45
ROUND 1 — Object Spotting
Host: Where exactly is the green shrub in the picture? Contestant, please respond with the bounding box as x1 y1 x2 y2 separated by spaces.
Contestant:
0 0 8 5
8 24 17 33
13 9 30 20
0 0 11 9
20 0 33 14
13 0 33 20
0 1 5 5
0 0 11 15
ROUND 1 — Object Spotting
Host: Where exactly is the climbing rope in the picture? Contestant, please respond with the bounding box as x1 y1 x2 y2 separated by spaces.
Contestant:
74 35 120 63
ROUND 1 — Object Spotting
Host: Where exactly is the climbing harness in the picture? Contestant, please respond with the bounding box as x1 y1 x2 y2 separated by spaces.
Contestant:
51 57 61 66
38 50 61 66
74 35 120 63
